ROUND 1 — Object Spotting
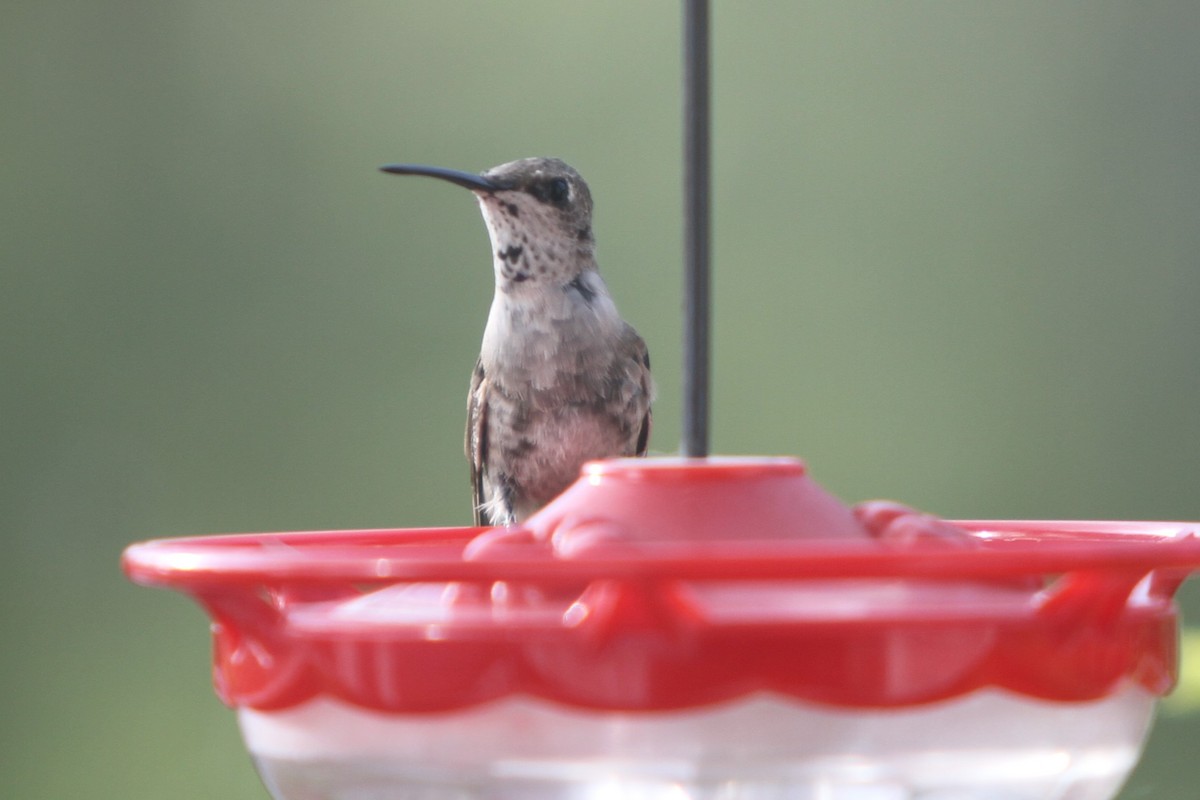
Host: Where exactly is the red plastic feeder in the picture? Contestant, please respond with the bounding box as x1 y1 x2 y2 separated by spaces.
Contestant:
123 457 1200 799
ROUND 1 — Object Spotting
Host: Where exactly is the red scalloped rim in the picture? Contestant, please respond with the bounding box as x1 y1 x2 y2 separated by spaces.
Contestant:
123 520 1200 713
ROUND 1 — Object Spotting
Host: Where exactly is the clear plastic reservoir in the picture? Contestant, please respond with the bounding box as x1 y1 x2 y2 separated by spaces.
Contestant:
242 685 1155 800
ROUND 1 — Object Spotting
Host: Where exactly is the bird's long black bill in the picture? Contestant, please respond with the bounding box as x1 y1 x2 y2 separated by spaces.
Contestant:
379 163 496 192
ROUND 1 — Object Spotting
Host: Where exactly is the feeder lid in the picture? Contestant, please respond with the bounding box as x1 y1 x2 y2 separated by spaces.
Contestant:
470 456 871 555
122 457 1200 713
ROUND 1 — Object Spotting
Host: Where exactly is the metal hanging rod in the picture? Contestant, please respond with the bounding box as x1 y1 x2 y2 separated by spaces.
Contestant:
682 0 711 458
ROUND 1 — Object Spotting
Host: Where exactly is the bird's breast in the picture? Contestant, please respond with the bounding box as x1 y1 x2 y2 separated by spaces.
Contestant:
480 292 623 394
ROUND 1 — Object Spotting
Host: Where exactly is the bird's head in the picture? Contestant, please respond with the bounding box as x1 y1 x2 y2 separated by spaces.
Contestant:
381 157 597 290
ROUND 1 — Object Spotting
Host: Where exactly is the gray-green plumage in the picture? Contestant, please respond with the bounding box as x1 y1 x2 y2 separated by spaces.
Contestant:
381 158 653 526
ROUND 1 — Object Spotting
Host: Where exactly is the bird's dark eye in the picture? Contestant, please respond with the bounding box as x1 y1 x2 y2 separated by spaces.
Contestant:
547 177 570 205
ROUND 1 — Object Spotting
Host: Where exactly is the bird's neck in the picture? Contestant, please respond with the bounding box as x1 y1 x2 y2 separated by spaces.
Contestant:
488 234 596 291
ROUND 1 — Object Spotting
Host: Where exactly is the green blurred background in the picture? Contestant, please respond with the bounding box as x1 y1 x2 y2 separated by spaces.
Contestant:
3 2 1199 797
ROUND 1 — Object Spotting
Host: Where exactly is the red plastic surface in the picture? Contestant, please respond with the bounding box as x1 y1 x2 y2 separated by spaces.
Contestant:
122 458 1200 713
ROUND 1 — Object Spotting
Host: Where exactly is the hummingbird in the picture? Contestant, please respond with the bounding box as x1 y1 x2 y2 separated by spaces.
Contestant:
380 157 654 526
